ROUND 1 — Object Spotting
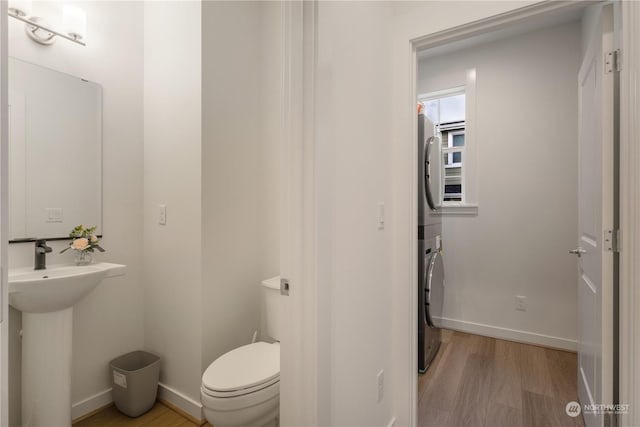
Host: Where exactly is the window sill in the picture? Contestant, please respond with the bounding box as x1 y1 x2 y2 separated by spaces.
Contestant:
432 204 478 216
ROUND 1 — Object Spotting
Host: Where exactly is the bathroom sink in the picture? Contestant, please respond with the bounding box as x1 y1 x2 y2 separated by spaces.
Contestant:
11 262 126 426
9 262 126 313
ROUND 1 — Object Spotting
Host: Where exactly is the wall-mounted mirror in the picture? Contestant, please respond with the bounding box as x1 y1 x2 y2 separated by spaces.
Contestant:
8 58 102 242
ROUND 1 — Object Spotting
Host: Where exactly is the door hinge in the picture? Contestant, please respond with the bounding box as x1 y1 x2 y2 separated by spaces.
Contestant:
604 229 621 252
605 49 621 74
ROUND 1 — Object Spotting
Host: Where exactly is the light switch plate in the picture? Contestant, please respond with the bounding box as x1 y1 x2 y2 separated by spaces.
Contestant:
159 204 167 225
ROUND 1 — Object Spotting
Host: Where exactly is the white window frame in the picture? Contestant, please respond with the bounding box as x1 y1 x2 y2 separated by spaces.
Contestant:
440 127 465 204
445 129 465 168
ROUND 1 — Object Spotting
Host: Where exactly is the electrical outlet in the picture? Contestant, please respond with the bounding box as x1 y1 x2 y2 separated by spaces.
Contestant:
377 202 385 230
515 296 527 311
45 207 63 223
377 370 384 402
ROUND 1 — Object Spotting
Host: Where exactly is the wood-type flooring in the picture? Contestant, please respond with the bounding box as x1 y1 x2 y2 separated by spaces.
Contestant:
73 402 209 427
418 330 585 427
76 331 584 427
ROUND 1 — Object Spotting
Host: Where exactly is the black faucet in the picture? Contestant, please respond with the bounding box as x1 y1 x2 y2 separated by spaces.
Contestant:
34 239 52 270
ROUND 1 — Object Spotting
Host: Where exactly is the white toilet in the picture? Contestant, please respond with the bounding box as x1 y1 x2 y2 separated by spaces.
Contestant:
201 276 282 427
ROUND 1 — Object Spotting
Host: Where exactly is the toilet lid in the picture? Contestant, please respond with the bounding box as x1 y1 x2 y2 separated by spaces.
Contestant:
203 342 280 392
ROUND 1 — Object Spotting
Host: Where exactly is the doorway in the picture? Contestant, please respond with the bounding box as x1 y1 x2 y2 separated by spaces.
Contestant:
413 3 618 427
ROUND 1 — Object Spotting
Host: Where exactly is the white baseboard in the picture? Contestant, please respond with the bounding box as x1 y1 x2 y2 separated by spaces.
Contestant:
158 382 204 422
435 316 577 351
72 388 113 421
71 383 204 423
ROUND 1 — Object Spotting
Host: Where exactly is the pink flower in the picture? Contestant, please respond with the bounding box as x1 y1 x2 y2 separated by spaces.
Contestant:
71 238 89 251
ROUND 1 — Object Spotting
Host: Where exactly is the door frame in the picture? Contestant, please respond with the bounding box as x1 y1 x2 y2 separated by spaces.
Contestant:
393 1 640 426
280 1 318 426
618 2 640 426
1 0 8 425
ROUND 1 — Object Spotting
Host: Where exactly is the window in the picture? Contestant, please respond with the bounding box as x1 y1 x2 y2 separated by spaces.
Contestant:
448 130 465 166
442 127 464 202
417 68 477 215
419 90 466 204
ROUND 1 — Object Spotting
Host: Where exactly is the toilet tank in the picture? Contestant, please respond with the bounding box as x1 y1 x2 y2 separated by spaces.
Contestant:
261 276 282 341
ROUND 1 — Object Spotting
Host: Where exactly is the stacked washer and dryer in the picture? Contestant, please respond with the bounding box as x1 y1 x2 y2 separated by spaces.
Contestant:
417 113 445 374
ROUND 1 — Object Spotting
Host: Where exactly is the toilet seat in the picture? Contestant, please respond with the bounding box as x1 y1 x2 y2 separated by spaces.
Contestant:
202 376 279 398
202 342 280 398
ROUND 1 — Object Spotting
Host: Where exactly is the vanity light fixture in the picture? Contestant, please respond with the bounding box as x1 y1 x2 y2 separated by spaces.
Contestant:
8 0 86 46
8 0 31 17
62 5 86 42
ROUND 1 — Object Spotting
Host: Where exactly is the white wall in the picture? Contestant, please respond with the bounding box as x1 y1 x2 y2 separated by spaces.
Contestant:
315 3 394 426
201 0 281 372
312 2 544 425
7 1 144 423
146 2 282 418
313 4 537 425
417 22 581 349
143 0 203 413
6 2 280 423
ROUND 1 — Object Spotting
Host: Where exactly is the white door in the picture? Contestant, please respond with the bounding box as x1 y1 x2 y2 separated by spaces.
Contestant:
576 5 615 427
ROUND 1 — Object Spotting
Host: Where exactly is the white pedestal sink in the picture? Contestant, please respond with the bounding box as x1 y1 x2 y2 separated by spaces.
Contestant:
9 262 126 427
